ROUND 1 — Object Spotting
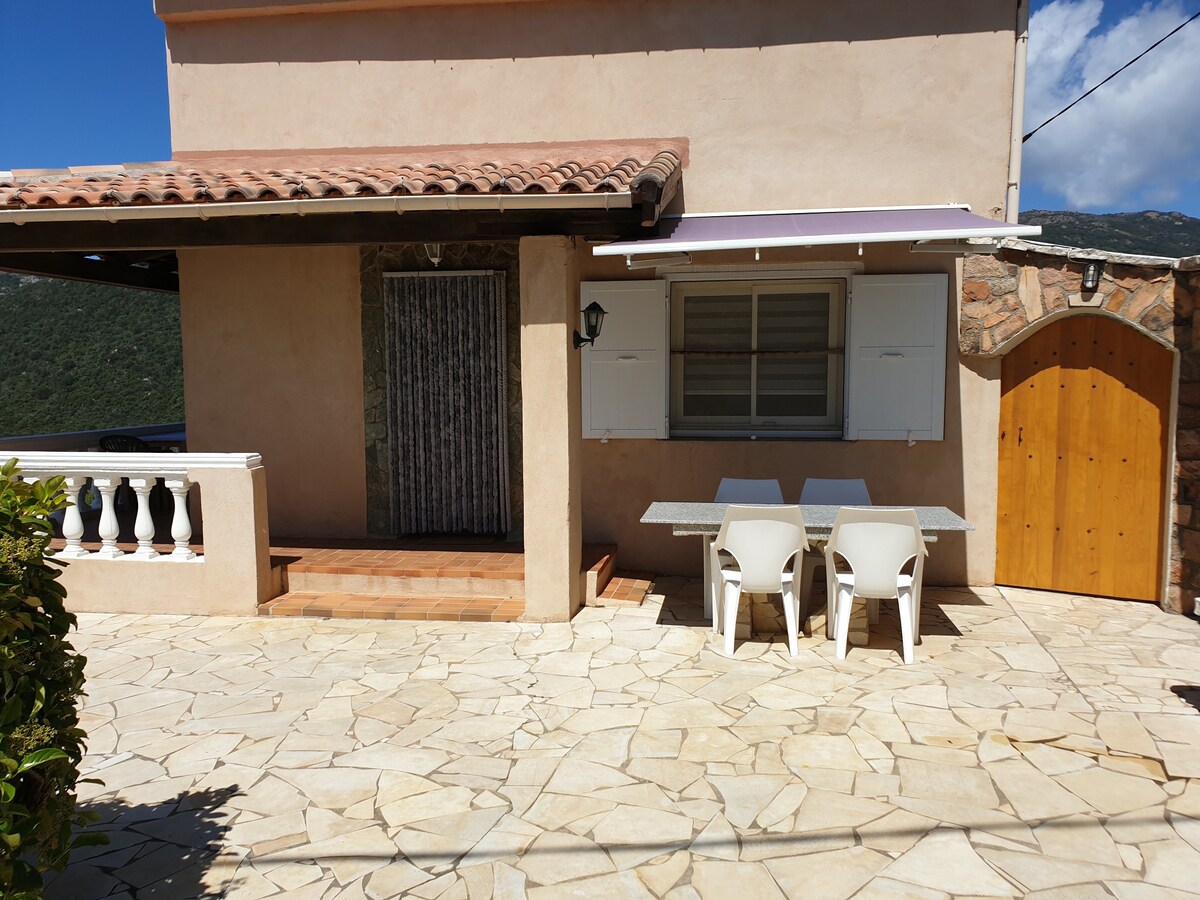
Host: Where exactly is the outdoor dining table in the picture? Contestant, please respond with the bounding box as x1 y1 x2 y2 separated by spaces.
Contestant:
639 502 974 624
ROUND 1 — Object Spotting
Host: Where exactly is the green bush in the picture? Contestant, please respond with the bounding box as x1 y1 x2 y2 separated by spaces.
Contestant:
0 460 101 897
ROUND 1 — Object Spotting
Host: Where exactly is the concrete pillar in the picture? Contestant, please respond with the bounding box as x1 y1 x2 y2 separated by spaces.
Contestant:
519 236 583 621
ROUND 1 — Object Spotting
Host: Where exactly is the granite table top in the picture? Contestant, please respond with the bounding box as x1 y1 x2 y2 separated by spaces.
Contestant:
640 502 974 539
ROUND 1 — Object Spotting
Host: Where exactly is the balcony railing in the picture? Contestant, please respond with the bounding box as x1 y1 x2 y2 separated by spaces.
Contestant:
6 451 274 616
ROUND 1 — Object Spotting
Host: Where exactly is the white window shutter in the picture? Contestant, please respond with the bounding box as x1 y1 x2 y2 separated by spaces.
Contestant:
845 274 948 441
581 280 669 439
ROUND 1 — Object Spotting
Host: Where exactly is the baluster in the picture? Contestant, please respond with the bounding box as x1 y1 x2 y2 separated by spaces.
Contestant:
165 478 197 561
57 475 88 559
128 477 159 560
92 476 123 559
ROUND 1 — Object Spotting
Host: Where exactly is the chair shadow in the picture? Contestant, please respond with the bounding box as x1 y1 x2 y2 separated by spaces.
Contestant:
1170 686 1200 714
657 579 964 654
44 786 237 900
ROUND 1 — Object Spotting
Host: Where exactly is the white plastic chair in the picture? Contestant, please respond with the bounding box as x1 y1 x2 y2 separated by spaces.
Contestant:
796 478 872 638
825 508 927 664
704 479 786 631
715 478 785 504
712 505 809 657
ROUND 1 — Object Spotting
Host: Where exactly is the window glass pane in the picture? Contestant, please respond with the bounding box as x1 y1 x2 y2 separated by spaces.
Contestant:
683 295 751 350
758 293 830 351
756 356 828 418
682 356 751 417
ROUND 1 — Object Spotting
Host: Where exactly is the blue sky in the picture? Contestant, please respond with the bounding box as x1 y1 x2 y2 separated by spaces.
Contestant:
0 0 1196 216
1022 0 1200 215
0 2 170 169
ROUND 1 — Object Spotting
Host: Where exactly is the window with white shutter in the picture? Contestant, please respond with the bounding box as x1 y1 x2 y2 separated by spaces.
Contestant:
669 280 845 436
845 274 948 441
580 281 669 439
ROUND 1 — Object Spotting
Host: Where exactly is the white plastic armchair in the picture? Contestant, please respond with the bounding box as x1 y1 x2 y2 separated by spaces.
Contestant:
825 507 927 664
715 478 785 504
712 505 809 657
796 478 872 638
707 478 787 633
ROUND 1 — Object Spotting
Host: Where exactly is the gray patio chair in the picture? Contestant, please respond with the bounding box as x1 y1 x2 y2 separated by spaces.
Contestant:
715 478 785 504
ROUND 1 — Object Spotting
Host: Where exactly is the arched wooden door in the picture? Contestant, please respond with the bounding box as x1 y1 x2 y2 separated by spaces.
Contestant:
996 315 1172 601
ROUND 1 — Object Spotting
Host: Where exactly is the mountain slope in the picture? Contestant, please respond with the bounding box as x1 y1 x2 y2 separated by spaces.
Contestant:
0 274 184 438
1018 209 1200 258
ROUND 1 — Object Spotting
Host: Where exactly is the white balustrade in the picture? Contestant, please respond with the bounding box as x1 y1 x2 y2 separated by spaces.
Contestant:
6 452 262 564
58 476 88 559
127 477 159 560
92 477 124 559
165 478 197 561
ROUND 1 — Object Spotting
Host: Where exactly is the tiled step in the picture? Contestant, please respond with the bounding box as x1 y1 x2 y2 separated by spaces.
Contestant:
273 544 526 599
590 571 655 608
259 592 525 622
273 542 621 604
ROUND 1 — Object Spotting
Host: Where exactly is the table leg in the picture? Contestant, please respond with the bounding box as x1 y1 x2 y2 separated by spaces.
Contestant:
702 536 719 633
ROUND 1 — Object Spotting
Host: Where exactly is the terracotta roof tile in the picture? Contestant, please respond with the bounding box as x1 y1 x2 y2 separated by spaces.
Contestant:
0 149 683 210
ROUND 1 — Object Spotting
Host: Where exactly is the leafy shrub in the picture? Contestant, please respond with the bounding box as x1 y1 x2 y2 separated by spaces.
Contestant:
0 460 101 897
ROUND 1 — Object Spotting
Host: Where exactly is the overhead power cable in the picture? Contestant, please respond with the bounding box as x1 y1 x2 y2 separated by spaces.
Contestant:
1023 8 1200 142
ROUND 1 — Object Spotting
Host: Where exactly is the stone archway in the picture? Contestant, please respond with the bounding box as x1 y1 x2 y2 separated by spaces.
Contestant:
960 246 1200 612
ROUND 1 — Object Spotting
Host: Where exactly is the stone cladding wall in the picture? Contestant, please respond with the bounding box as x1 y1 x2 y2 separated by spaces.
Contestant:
960 244 1200 613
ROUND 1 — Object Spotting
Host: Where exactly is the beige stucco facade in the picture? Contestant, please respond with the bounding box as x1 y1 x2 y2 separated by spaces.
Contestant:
113 0 1026 619
177 245 368 537
161 0 1019 216
577 245 999 587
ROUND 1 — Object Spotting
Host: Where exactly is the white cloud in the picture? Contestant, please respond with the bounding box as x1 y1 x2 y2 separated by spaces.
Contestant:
1024 0 1200 209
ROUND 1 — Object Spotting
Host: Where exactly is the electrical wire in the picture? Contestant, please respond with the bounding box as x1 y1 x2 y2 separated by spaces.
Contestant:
1023 7 1200 142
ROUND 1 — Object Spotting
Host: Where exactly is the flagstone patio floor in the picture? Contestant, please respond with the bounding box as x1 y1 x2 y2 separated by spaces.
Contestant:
48 581 1200 899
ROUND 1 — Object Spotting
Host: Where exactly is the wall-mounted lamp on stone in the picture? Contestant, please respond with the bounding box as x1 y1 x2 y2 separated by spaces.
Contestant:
424 243 443 267
573 301 607 349
1082 260 1104 291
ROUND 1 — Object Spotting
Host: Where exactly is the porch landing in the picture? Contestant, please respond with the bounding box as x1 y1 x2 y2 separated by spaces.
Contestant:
261 539 654 621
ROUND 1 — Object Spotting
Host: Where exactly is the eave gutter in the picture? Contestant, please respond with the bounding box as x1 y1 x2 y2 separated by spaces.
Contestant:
0 191 632 226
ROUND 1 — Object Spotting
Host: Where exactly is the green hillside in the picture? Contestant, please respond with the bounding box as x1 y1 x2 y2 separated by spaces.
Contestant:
0 274 183 438
1019 209 1200 258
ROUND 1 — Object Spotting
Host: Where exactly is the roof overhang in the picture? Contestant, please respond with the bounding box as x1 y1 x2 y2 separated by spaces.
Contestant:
592 205 1042 257
0 192 633 226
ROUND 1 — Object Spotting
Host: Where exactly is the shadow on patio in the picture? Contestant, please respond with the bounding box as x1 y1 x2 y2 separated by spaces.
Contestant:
45 787 237 900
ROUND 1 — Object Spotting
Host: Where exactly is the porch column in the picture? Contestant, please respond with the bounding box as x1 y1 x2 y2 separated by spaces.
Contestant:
519 236 583 621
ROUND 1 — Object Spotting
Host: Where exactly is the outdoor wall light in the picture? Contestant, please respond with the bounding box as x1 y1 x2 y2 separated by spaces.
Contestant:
424 243 444 267
1082 260 1104 291
573 301 607 349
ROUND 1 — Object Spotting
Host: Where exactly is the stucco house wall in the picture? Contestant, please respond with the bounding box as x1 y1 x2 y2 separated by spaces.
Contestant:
178 245 368 537
578 244 997 587
157 0 1026 595
160 0 1019 215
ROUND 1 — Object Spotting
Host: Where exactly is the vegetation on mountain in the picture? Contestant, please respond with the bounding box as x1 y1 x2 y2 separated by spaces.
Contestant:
1019 209 1200 258
0 275 183 438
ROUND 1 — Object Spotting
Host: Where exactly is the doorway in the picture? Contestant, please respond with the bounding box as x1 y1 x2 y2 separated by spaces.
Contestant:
996 315 1172 601
384 271 510 536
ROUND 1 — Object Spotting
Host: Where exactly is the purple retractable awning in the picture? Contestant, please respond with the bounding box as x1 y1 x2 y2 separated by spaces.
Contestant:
592 205 1041 256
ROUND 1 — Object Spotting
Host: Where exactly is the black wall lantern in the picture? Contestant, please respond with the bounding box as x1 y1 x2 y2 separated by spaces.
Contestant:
1082 260 1104 291
573 301 607 349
